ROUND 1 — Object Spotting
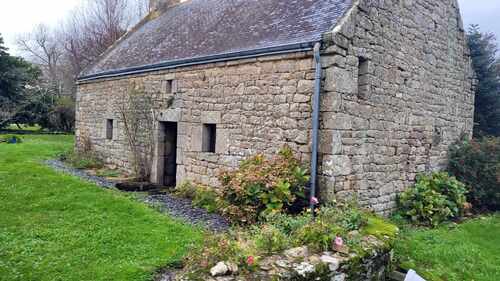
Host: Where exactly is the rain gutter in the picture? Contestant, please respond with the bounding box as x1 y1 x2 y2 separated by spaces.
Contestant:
77 42 316 83
309 42 322 216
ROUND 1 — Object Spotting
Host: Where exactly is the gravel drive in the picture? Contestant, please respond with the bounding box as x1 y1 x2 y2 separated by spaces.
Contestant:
44 159 230 232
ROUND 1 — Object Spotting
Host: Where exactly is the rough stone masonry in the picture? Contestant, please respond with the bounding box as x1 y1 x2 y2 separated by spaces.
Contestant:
76 0 474 215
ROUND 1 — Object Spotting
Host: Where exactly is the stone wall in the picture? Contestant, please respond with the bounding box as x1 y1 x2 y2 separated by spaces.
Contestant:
318 0 475 214
76 0 475 215
76 52 316 186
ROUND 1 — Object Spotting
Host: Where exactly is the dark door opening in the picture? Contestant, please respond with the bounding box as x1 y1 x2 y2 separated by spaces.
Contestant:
160 122 177 187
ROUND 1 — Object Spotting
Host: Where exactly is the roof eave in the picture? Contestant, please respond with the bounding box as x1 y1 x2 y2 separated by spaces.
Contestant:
77 41 318 83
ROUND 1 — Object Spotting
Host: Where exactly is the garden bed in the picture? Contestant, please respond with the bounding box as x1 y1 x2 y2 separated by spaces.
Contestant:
173 213 398 281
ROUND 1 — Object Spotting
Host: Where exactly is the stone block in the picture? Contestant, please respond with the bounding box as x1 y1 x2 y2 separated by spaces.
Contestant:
323 155 352 177
158 108 181 122
325 67 357 94
323 113 353 130
201 111 221 124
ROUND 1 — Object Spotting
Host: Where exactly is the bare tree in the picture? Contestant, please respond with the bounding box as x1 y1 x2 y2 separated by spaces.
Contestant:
17 0 150 97
16 24 64 94
117 83 158 180
63 0 150 82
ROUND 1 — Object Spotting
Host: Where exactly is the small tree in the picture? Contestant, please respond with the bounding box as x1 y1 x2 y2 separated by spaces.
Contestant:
467 25 500 137
0 33 42 129
117 84 157 181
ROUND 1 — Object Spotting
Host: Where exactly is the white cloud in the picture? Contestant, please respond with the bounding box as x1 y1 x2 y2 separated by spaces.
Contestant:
0 0 80 54
458 0 500 40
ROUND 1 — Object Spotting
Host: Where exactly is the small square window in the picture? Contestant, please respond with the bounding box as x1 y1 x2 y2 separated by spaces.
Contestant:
202 124 216 153
163 79 176 94
106 119 114 140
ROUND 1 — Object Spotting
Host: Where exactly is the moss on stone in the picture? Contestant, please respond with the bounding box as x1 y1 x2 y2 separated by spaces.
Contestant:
362 216 399 240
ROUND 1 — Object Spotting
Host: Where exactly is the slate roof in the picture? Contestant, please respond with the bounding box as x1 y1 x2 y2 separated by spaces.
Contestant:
80 0 352 80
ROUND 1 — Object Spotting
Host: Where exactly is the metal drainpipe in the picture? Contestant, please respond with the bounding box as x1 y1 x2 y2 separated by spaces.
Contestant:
310 42 322 217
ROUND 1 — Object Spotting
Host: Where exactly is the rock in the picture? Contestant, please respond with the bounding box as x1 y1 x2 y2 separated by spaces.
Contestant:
226 262 238 274
361 235 384 248
332 273 346 281
294 262 315 277
210 262 230 277
284 246 309 259
276 259 291 269
347 230 360 238
320 254 340 271
259 255 280 271
333 244 350 255
308 254 322 265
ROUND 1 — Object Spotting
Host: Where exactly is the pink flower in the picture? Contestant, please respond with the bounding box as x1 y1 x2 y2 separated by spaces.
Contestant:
247 256 255 266
310 196 319 205
334 236 344 247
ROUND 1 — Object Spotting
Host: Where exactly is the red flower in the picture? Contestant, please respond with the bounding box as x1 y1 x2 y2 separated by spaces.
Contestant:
246 256 255 266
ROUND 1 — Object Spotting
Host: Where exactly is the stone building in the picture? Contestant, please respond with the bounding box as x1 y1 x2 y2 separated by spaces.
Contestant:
76 0 475 214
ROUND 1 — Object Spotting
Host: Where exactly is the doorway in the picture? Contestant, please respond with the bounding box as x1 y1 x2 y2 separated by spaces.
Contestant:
159 122 177 187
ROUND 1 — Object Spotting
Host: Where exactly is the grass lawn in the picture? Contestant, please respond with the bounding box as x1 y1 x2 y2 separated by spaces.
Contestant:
0 134 203 281
394 215 500 281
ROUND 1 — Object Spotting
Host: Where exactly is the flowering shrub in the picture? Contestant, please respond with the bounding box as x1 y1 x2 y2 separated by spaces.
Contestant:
398 172 467 227
218 146 309 224
448 138 500 211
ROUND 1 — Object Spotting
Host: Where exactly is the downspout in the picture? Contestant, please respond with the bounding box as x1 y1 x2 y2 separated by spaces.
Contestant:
310 42 322 216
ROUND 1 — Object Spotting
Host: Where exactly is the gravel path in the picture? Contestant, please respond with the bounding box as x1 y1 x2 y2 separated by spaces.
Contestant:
45 160 117 188
44 160 230 232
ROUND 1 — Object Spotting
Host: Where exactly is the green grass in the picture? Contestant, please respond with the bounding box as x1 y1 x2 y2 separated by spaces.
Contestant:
0 134 203 281
394 215 500 281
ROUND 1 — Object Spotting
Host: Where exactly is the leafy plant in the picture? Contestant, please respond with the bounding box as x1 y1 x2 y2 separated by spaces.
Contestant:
61 150 104 170
448 137 500 211
264 212 312 235
218 146 309 224
253 224 290 254
398 172 467 227
174 181 221 213
318 201 368 231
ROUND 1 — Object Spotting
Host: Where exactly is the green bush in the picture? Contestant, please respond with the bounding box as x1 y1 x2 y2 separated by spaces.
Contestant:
174 181 198 199
61 150 104 170
293 202 367 251
448 138 500 211
0 135 23 144
218 146 309 224
264 212 312 235
253 224 290 254
398 172 467 227
174 181 220 213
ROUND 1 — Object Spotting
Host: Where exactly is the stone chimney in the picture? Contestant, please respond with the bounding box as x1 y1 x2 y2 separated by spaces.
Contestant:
150 0 183 12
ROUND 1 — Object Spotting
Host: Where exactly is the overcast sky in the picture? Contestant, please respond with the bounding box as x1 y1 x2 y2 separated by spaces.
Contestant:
0 0 499 56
